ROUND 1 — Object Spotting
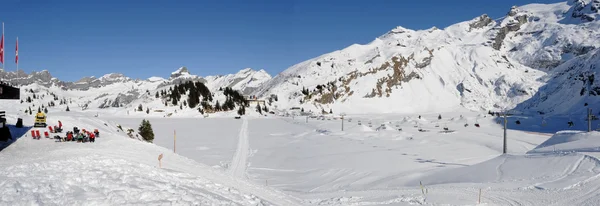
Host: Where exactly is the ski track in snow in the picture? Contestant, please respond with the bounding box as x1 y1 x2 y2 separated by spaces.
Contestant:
230 117 250 179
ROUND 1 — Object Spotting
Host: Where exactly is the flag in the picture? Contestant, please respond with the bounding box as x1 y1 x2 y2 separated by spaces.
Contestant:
0 34 4 64
15 38 18 64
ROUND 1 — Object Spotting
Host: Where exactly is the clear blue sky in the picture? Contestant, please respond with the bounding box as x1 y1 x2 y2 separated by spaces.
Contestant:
0 0 561 81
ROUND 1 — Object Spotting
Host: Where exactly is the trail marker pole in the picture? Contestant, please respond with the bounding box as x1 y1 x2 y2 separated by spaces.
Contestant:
341 116 344 131
174 130 176 153
588 108 592 132
503 112 507 154
478 188 482 204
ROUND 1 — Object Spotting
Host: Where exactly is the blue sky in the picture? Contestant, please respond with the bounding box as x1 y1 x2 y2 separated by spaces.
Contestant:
0 0 560 81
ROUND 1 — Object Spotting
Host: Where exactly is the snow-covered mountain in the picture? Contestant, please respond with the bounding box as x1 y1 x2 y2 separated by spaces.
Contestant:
253 0 600 115
0 67 271 114
204 68 272 95
515 48 600 115
2 1 599 116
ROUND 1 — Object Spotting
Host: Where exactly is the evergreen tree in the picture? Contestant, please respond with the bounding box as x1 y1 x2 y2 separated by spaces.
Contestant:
179 104 183 110
137 104 143 111
146 108 150 114
215 100 221 111
44 107 48 113
138 119 155 143
237 106 246 116
256 104 262 114
164 101 168 106
438 114 442 120
38 107 41 113
263 106 269 113
155 92 159 98
66 106 70 112
301 108 304 112
329 109 333 114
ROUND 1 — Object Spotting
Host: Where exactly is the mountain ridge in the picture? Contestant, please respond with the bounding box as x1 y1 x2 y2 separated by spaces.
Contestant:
252 0 600 115
2 1 600 115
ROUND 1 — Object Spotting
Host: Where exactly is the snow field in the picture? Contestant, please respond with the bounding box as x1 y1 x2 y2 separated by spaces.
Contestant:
0 105 302 206
105 110 600 205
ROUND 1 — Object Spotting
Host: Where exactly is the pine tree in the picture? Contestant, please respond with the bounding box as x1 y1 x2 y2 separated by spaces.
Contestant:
138 104 143 111
164 101 168 106
38 107 41 113
301 108 304 112
146 108 150 114
256 104 262 114
237 106 246 116
44 107 48 113
66 106 70 112
138 119 155 143
438 114 442 120
263 106 269 113
329 109 332 114
179 104 183 110
155 92 159 98
215 100 221 111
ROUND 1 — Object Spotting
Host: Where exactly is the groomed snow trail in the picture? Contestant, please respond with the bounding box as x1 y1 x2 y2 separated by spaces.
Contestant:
230 117 250 179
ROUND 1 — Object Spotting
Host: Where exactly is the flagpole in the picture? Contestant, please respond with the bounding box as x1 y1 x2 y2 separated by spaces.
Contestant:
1 22 4 70
16 37 18 72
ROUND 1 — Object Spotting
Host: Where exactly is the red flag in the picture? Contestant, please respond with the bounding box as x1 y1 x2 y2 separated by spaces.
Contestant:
15 38 18 64
0 34 4 64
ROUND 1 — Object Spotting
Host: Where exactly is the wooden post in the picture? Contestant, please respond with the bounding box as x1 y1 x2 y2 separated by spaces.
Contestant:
478 188 482 204
158 153 163 168
503 112 507 154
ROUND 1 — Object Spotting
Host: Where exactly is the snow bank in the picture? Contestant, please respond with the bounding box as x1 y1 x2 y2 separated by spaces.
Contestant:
528 131 600 154
416 153 600 190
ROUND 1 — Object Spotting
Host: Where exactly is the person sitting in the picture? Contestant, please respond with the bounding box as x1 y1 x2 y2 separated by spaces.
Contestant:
66 132 73 141
77 133 84 142
90 133 95 143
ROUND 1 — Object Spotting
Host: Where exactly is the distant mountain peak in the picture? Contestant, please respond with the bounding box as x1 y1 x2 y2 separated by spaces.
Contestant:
170 66 190 79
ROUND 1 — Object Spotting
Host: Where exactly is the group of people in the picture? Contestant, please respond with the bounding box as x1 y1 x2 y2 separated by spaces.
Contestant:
54 127 99 143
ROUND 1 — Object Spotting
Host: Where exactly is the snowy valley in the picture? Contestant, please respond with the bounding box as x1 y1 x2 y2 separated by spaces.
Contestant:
2 0 600 205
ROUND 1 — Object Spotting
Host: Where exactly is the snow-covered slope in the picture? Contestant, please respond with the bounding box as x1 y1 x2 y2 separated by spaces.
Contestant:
0 101 300 205
253 1 600 115
515 48 600 115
